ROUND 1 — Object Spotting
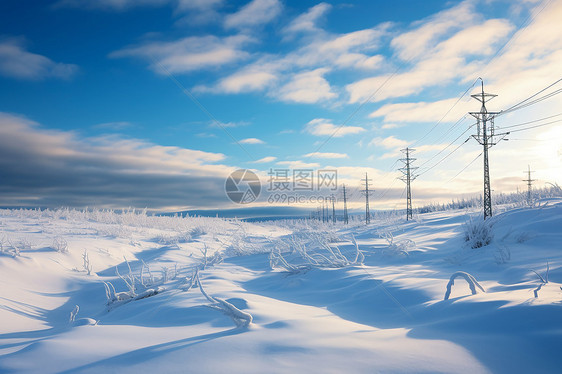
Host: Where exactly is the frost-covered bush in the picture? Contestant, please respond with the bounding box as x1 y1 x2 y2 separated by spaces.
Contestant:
52 236 69 253
380 231 415 257
269 232 363 271
0 234 21 257
494 245 511 264
463 216 495 249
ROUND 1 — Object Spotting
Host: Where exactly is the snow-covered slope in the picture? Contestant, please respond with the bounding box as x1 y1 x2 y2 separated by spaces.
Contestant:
1 202 561 373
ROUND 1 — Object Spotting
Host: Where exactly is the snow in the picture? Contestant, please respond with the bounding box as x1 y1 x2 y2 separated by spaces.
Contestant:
1 202 561 373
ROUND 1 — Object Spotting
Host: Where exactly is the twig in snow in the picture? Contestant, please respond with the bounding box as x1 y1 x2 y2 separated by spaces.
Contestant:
444 271 486 300
196 270 252 327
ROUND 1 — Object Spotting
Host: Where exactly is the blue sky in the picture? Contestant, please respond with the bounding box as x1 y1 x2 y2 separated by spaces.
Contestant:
0 0 561 212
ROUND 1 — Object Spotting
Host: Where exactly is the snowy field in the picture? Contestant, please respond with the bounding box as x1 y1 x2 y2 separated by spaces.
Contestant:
1 201 561 373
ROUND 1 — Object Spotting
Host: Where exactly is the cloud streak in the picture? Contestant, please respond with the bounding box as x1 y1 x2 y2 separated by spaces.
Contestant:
0 113 236 210
0 37 78 80
111 35 252 74
224 0 282 30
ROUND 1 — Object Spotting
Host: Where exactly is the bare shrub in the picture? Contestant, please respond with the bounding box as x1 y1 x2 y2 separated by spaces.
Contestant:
463 216 495 249
82 249 93 275
531 262 549 298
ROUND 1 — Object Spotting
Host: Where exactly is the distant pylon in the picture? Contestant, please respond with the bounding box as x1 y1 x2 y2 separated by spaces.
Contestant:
523 165 535 206
399 147 418 220
331 194 336 224
469 80 500 220
342 184 349 224
360 173 373 224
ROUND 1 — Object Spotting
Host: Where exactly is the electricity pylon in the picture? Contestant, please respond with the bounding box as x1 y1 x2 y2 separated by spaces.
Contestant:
342 184 349 224
469 80 500 220
399 148 418 220
523 165 535 206
360 173 373 224
331 194 336 224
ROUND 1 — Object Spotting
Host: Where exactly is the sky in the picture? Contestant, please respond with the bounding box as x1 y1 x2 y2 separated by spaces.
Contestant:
0 0 561 213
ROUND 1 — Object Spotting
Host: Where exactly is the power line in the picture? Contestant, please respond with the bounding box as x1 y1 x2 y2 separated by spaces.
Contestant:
498 77 562 116
445 152 482 185
417 123 476 170
313 58 413 154
497 112 562 130
427 114 470 149
507 138 547 142
480 0 553 77
417 137 471 177
377 177 400 200
411 78 480 147
500 88 562 115
497 118 562 134
412 0 553 166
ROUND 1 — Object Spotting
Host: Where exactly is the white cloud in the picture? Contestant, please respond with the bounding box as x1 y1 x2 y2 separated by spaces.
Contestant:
370 98 468 123
304 118 365 137
381 123 402 130
197 66 278 94
369 136 409 149
196 22 388 100
93 121 134 130
239 137 265 144
0 38 78 80
284 3 331 34
224 0 282 30
196 132 217 138
346 17 513 104
286 26 389 71
304 152 348 159
252 156 277 163
111 35 252 74
334 53 383 70
277 160 320 169
278 68 337 103
390 0 478 61
174 0 225 26
209 120 250 128
176 0 223 12
473 0 562 106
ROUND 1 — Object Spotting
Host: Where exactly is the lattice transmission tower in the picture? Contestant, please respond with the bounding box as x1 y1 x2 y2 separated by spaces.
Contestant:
342 184 349 224
469 81 500 220
399 148 418 220
523 165 535 206
360 173 373 224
